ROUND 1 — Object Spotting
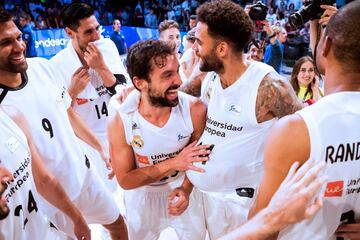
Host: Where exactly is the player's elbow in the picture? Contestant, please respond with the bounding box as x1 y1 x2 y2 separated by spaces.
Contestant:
117 175 137 190
35 172 57 193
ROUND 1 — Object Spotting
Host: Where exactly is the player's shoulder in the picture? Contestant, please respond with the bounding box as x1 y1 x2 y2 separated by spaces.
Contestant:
26 57 55 81
0 105 27 134
26 56 49 66
264 113 310 167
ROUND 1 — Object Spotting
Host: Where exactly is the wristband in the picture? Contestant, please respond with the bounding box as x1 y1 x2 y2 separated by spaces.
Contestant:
268 33 276 39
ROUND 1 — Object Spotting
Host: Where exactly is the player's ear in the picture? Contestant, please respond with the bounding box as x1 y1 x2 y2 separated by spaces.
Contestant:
133 76 148 91
216 41 228 58
64 27 75 39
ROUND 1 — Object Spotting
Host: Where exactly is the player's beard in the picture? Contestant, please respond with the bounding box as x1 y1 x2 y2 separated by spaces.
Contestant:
147 84 180 107
76 36 89 53
3 52 28 73
199 48 224 73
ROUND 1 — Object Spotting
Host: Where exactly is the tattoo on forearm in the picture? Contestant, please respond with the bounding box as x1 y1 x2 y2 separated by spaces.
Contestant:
256 74 303 122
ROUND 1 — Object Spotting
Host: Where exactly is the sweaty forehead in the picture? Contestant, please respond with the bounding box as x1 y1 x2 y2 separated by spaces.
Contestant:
195 21 212 41
152 54 178 71
77 15 99 31
0 22 21 40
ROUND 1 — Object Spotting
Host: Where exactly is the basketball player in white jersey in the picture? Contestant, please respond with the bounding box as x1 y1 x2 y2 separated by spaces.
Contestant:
177 1 303 238
0 12 127 240
50 3 128 190
250 1 360 239
107 40 210 240
0 105 90 239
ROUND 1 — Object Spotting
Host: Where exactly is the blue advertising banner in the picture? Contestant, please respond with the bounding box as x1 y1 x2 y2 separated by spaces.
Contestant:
34 25 186 59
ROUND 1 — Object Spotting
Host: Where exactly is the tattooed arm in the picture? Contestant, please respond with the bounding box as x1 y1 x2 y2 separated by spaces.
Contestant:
180 72 206 97
255 73 304 123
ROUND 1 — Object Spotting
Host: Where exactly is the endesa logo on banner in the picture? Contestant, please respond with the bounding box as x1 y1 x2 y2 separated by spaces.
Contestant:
34 28 70 59
33 25 180 59
35 37 69 48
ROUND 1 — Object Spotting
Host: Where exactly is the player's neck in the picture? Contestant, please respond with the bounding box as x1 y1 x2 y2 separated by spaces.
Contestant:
219 55 250 89
324 67 360 95
0 71 22 88
138 96 172 128
72 40 87 66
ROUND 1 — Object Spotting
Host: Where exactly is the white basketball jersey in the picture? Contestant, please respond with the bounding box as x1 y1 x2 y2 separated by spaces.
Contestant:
118 91 194 186
279 92 360 240
187 61 276 193
0 110 51 240
0 58 88 215
50 38 129 138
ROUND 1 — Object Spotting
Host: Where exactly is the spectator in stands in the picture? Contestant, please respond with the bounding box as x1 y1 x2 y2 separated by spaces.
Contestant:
102 8 114 26
35 14 47 29
144 8 158 28
266 7 277 26
121 7 131 25
182 0 191 10
188 14 197 29
274 10 286 27
143 1 151 16
290 56 323 105
277 0 288 13
135 1 143 14
110 19 127 55
158 19 181 55
133 8 144 27
45 3 60 28
183 8 191 30
247 39 266 62
19 12 37 57
263 24 287 73
167 6 176 20
11 3 22 27
288 0 302 10
299 22 310 44
286 3 296 18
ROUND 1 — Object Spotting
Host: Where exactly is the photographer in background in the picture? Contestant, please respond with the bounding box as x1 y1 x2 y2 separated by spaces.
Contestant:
286 0 337 55
246 2 287 73
309 4 337 55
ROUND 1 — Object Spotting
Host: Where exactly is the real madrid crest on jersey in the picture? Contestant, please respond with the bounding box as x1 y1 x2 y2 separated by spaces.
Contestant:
131 135 144 148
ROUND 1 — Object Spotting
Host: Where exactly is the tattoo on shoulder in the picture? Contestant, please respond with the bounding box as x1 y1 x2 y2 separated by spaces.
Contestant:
256 73 303 122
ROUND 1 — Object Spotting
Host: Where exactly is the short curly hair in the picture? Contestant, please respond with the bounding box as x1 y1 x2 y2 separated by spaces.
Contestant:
127 40 174 90
196 0 253 53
